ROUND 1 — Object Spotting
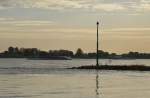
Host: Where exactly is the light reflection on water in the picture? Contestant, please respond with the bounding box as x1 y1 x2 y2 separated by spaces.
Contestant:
0 73 99 98
0 59 150 98
96 70 100 97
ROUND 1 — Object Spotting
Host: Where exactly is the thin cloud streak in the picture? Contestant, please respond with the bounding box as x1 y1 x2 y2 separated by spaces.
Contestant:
93 3 126 11
106 27 150 32
0 18 54 26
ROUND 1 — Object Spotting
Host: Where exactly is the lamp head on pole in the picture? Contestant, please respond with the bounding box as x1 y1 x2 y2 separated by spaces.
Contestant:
97 21 99 25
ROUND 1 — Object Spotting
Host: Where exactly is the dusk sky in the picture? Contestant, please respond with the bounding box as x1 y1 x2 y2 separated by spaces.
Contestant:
0 0 150 53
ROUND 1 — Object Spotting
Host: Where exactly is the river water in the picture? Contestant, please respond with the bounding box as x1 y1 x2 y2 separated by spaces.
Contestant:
0 59 150 98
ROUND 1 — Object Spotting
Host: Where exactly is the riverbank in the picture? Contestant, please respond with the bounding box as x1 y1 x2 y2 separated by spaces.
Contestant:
70 65 150 71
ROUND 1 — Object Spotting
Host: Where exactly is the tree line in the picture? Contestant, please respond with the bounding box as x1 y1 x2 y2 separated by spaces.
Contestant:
1 46 150 59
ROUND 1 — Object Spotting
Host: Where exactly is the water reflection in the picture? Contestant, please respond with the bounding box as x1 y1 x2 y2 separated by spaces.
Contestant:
95 70 100 98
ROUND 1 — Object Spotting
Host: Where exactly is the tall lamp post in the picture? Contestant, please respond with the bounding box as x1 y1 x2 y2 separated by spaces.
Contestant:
96 21 99 67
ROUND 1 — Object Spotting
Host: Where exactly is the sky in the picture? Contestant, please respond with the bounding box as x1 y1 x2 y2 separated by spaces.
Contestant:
0 0 150 53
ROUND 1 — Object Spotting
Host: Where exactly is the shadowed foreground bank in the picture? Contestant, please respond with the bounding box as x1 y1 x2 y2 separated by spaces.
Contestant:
69 65 150 71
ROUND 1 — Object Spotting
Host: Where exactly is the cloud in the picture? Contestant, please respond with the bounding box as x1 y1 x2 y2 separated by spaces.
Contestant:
0 17 14 22
123 0 150 12
3 20 54 26
138 0 150 11
0 17 95 35
0 0 129 12
0 17 54 26
0 0 150 13
0 0 91 10
107 27 150 32
93 3 126 11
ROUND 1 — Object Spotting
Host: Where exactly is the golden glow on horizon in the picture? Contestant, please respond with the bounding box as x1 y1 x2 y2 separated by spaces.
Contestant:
0 0 150 53
0 26 150 53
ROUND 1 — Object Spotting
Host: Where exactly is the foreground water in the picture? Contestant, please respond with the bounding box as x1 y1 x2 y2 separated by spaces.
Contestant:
0 59 150 98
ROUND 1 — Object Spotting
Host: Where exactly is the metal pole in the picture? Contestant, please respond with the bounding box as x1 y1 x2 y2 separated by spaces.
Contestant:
96 21 99 67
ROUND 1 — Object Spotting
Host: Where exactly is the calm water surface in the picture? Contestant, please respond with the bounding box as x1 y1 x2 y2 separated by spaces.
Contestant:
0 59 150 98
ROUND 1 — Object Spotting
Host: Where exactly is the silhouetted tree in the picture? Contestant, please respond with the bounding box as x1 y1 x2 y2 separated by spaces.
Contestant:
2 46 150 59
49 50 73 57
8 46 14 53
75 48 84 57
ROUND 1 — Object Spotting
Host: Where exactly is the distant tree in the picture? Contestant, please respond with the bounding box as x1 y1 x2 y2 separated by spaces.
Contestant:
75 48 84 57
98 50 109 58
14 47 19 53
111 53 117 56
59 50 74 57
49 50 73 57
32 48 39 56
88 53 96 58
39 51 48 57
8 46 14 53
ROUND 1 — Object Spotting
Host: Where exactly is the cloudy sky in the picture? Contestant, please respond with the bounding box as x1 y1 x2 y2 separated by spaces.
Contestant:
0 0 150 53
